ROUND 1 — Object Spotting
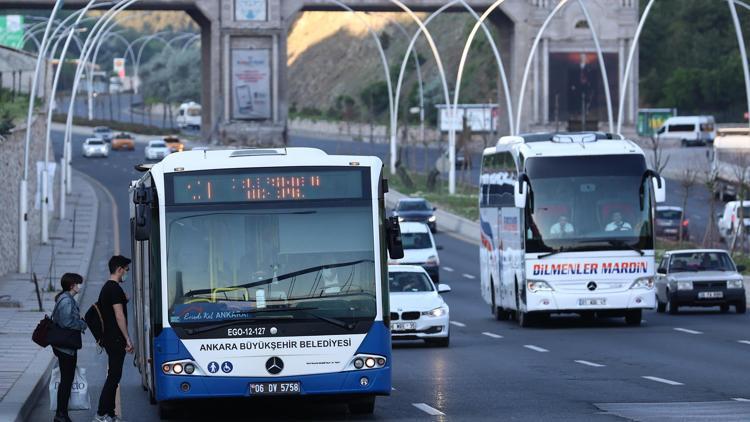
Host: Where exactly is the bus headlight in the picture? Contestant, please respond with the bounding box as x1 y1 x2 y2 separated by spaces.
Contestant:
422 306 447 317
527 280 553 292
727 279 744 289
348 354 386 371
677 281 693 290
630 276 654 289
162 360 202 375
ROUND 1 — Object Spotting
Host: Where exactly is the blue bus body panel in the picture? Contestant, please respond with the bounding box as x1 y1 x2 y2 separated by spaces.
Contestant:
153 322 391 402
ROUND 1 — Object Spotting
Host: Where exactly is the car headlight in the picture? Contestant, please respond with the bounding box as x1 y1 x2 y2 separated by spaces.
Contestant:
422 306 447 317
425 255 439 266
677 281 693 290
630 276 654 289
428 216 436 223
397 216 404 222
527 279 554 292
727 279 744 289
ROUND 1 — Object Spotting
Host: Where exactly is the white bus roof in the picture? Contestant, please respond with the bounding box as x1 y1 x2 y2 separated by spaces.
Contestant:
484 132 644 158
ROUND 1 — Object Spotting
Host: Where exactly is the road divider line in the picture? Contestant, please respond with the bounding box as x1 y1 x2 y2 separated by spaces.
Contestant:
462 273 476 279
642 376 683 386
732 398 750 402
482 332 502 339
450 321 466 327
738 340 750 345
443 266 454 272
674 327 702 335
524 345 549 353
412 403 445 416
575 360 605 368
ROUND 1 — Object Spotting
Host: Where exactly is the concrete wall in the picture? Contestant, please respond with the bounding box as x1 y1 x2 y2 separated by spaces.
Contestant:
0 118 49 277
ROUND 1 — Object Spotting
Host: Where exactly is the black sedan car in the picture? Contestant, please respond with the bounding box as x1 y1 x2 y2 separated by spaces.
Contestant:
655 206 689 240
392 198 437 233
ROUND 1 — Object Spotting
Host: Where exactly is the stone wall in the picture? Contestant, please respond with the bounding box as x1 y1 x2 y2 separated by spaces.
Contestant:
0 118 51 276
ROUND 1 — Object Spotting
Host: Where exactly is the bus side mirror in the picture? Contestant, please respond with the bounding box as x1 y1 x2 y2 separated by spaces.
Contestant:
385 216 404 259
134 205 150 241
652 176 666 203
514 180 527 208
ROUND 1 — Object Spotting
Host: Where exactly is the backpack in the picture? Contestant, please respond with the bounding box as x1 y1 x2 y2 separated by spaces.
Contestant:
84 302 104 346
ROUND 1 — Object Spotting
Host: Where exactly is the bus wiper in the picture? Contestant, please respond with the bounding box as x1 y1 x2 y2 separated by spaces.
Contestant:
537 247 565 259
282 307 355 330
578 239 645 256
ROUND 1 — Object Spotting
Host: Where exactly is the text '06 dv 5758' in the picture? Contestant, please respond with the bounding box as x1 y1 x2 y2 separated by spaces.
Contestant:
128 147 405 418
478 132 666 327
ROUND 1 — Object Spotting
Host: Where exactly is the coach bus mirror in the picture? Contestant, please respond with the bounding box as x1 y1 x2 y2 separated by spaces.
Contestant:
134 204 150 241
652 176 666 203
514 180 527 208
385 216 404 259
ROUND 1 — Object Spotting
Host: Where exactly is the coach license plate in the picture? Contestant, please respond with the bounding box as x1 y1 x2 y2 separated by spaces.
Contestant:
248 381 301 395
391 322 416 331
578 298 606 306
698 291 723 299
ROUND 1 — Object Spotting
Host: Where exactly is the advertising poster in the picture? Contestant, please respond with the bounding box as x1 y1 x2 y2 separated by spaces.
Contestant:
232 49 271 120
235 0 267 21
0 15 24 49
113 58 126 78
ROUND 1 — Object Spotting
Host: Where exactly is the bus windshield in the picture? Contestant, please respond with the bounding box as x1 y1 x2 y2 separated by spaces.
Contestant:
524 154 653 253
165 204 376 327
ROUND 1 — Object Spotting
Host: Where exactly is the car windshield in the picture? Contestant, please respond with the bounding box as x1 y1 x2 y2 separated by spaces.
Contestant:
669 252 736 273
94 127 109 132
150 142 166 147
88 140 104 145
165 138 180 144
524 154 653 253
389 272 434 292
401 232 432 250
187 108 201 116
657 209 682 219
165 204 376 328
116 133 131 138
398 201 430 211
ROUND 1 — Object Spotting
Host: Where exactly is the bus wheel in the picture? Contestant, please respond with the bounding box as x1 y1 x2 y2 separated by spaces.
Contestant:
158 401 179 420
349 396 376 414
491 281 504 320
625 309 642 326
517 310 532 327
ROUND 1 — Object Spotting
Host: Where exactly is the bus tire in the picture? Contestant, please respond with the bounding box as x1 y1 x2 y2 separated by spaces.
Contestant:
348 396 376 414
490 280 503 320
517 310 532 328
158 401 178 420
737 300 747 314
625 309 642 326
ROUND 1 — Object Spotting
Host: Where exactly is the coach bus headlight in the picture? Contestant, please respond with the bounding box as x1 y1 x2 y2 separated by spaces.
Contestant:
527 280 553 292
630 276 654 289
677 281 693 290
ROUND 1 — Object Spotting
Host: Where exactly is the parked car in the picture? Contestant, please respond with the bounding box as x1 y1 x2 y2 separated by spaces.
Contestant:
655 249 746 314
392 198 437 233
388 264 451 347
144 140 171 161
81 138 109 158
93 126 113 142
164 135 185 153
717 200 750 241
111 132 135 150
655 206 689 240
389 222 441 283
655 115 715 147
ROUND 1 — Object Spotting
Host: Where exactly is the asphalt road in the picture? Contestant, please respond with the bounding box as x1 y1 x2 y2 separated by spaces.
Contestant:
29 130 750 421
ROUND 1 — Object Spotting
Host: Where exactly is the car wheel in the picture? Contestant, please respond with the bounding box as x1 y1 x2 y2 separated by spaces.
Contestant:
656 299 666 313
720 304 730 313
517 310 532 327
426 335 450 347
625 309 642 326
668 293 679 314
737 300 747 314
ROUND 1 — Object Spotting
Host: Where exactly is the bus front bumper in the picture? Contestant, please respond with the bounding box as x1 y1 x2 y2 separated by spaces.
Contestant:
155 367 391 402
525 289 656 314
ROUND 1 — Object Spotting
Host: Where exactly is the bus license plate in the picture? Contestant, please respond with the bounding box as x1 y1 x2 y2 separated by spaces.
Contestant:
698 291 723 299
391 322 416 331
248 381 301 395
578 298 606 306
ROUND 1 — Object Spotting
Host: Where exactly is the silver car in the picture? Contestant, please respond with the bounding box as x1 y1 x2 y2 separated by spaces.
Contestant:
655 249 746 314
81 138 109 158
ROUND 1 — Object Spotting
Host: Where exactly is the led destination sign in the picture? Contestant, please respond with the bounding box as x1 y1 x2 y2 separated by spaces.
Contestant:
169 168 368 204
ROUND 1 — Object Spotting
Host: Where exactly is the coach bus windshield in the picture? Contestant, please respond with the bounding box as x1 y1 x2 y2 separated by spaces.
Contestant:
524 154 654 254
164 203 376 328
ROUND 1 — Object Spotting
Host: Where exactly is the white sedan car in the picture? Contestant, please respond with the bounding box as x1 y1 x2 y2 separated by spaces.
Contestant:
388 265 451 347
144 139 171 161
81 138 109 158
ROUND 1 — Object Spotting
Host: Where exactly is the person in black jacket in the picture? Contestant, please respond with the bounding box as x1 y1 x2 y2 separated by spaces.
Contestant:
51 273 87 422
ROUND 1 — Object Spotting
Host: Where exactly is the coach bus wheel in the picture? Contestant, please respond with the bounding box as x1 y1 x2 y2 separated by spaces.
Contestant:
517 310 532 328
625 309 642 326
348 396 376 414
491 281 504 321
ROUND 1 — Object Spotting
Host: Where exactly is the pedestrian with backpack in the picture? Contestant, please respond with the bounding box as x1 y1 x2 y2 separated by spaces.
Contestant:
51 273 87 422
94 255 133 422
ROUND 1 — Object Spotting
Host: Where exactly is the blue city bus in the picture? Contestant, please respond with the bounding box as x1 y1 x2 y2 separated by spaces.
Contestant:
129 147 403 418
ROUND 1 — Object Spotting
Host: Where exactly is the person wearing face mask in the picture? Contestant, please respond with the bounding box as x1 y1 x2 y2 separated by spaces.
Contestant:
94 255 132 422
51 273 87 422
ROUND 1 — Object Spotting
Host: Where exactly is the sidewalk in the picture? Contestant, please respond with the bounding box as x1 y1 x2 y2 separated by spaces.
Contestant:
0 169 99 422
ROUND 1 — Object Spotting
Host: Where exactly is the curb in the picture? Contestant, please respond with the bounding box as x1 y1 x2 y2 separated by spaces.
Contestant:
7 169 100 422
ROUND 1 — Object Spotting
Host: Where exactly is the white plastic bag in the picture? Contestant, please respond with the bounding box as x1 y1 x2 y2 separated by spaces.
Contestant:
49 366 90 410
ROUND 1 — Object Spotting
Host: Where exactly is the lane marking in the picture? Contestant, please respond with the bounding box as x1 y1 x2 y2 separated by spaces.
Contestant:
462 273 476 279
450 321 466 327
482 332 503 339
76 170 120 255
674 327 703 335
738 340 750 345
732 398 750 402
443 266 454 272
642 376 683 386
524 345 549 353
412 403 445 416
575 360 605 368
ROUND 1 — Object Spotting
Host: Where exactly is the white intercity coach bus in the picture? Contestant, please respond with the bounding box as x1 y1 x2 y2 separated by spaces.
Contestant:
129 147 404 417
479 133 666 327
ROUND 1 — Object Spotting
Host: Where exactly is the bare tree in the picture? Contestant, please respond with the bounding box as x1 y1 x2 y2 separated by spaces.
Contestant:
702 167 721 248
646 134 671 174
729 152 750 253
678 169 698 246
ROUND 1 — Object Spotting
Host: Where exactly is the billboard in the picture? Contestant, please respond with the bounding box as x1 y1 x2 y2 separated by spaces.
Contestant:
436 104 497 132
231 49 271 120
0 15 24 49
637 108 676 137
113 58 126 78
235 0 267 21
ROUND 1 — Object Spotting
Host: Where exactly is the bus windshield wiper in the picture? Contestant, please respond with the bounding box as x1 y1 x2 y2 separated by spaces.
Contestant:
537 247 565 259
578 239 645 256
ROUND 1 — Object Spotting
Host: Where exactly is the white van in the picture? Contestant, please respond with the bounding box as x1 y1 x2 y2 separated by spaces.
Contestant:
390 222 442 283
176 101 201 130
656 115 716 146
717 200 750 240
